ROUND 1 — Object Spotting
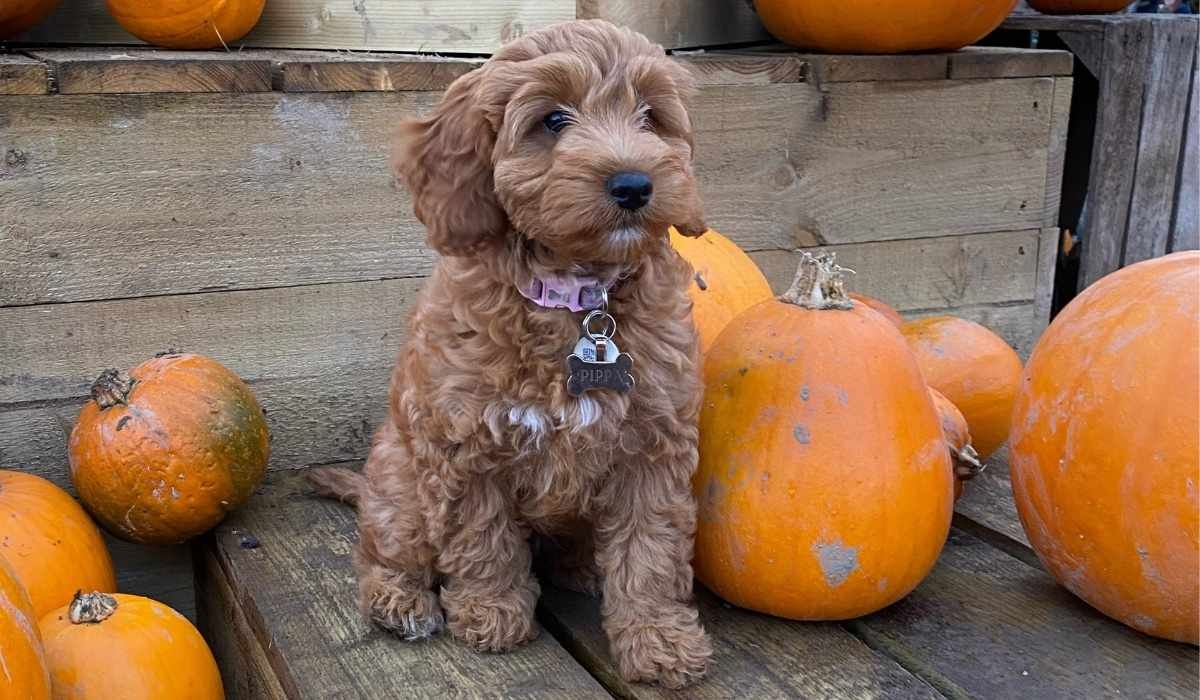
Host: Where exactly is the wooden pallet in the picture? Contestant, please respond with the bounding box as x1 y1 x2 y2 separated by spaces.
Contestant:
1000 14 1200 291
0 46 1070 617
195 463 1198 699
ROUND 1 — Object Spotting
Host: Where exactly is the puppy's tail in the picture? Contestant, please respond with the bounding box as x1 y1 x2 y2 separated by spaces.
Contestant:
306 466 367 508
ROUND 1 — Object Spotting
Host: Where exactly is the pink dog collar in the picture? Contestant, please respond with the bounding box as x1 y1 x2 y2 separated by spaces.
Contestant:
519 274 609 312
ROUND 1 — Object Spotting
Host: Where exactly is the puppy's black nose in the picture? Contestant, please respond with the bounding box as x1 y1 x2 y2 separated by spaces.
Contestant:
606 171 653 211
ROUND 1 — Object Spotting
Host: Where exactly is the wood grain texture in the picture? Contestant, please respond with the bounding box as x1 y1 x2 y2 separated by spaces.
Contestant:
1172 42 1199 252
1 78 1056 306
952 448 1030 551
1057 30 1102 77
800 53 948 84
1042 77 1072 228
107 534 197 620
277 52 483 92
0 54 48 95
540 586 943 699
199 469 612 699
676 53 805 86
577 0 768 48
31 50 272 94
1032 227 1058 331
851 528 1200 700
947 47 1073 80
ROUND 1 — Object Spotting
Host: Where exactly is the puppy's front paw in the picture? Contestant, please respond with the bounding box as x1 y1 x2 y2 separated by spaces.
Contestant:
609 603 712 689
360 570 444 641
441 581 540 653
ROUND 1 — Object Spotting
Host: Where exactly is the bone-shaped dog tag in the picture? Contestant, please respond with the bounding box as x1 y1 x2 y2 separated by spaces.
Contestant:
566 312 635 396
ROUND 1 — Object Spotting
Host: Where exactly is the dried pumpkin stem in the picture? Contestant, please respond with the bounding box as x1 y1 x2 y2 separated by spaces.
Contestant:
954 444 986 480
90 369 133 409
69 590 118 624
779 252 854 310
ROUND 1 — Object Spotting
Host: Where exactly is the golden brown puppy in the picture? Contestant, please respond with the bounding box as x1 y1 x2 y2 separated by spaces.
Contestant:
310 19 711 688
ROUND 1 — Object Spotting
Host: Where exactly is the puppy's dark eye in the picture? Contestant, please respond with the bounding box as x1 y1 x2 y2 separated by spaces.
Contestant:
543 110 571 134
641 108 654 130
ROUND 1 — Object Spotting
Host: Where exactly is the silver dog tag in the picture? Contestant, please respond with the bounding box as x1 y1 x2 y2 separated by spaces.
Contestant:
566 311 634 396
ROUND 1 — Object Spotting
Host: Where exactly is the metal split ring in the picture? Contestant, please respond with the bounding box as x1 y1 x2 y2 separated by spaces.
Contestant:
582 310 617 340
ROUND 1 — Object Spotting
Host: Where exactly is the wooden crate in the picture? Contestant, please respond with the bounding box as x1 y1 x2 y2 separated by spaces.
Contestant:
0 46 1071 616
17 0 770 53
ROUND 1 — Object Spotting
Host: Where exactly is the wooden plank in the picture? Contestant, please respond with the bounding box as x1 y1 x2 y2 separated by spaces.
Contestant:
676 54 805 86
540 587 943 699
201 469 612 699
948 47 1073 80
277 52 482 92
195 543 288 700
953 448 1031 551
1042 77 1073 228
851 528 1199 700
1058 31 1103 78
0 78 1057 306
1171 43 1199 252
1032 227 1058 332
579 0 768 49
800 53 949 84
108 535 196 620
1122 20 1196 266
30 50 272 94
0 54 48 95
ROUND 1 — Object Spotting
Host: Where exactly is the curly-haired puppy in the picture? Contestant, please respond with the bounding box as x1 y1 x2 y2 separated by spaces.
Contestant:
309 19 712 688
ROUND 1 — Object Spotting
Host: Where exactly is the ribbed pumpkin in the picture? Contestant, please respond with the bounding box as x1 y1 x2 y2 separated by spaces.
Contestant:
0 555 51 700
928 387 983 501
40 591 224 699
902 316 1022 459
0 0 61 38
850 292 903 328
753 0 1018 53
69 353 270 545
0 471 117 618
1010 251 1199 644
106 0 265 49
670 227 774 355
694 253 954 620
1027 0 1131 13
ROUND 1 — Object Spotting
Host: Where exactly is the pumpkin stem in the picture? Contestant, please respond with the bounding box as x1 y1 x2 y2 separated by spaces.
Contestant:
68 591 118 624
779 252 854 310
90 369 133 409
953 444 986 480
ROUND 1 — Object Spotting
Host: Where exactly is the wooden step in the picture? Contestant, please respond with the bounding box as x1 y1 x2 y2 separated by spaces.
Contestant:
197 468 1198 699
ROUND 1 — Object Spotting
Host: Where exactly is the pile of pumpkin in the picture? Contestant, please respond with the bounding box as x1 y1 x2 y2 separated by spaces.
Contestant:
2 354 270 698
672 228 1198 644
1 0 265 48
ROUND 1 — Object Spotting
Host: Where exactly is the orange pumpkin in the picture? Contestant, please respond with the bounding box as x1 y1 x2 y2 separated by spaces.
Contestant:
849 292 903 328
753 0 1018 53
1027 0 1131 13
694 253 954 620
106 0 265 49
40 591 224 699
0 471 117 618
69 353 270 545
0 555 50 700
1009 251 1199 644
0 0 61 38
670 227 774 355
928 387 983 501
902 316 1022 459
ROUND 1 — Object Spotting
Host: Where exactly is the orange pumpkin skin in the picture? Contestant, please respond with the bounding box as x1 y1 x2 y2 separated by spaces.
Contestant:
1010 252 1199 644
753 0 1018 53
0 0 61 38
694 255 954 620
69 353 270 545
902 316 1022 459
0 555 51 700
928 387 983 502
849 292 903 328
670 227 774 356
0 471 117 619
40 592 223 699
1027 0 1131 13
106 0 265 49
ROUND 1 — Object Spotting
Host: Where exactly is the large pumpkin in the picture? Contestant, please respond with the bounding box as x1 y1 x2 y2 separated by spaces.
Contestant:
902 316 1022 458
670 227 774 355
0 555 51 700
1009 251 1199 644
1027 0 1131 13
0 0 61 38
40 591 224 699
753 0 1018 53
850 292 903 328
69 353 270 545
0 471 117 618
106 0 265 49
694 253 954 620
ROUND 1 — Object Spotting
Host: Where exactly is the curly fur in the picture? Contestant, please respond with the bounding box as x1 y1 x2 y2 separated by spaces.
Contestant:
309 20 712 688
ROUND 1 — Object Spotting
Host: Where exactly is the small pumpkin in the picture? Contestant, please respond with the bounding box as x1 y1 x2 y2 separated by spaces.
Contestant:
106 0 265 49
902 316 1022 459
0 555 51 700
694 253 954 620
928 387 984 501
753 0 1018 53
0 471 117 618
670 227 774 355
849 292 903 328
0 0 61 38
40 591 224 699
1027 0 1131 13
1010 251 1199 644
69 353 270 545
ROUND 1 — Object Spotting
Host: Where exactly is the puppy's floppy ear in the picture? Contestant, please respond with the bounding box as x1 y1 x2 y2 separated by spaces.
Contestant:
393 67 508 256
